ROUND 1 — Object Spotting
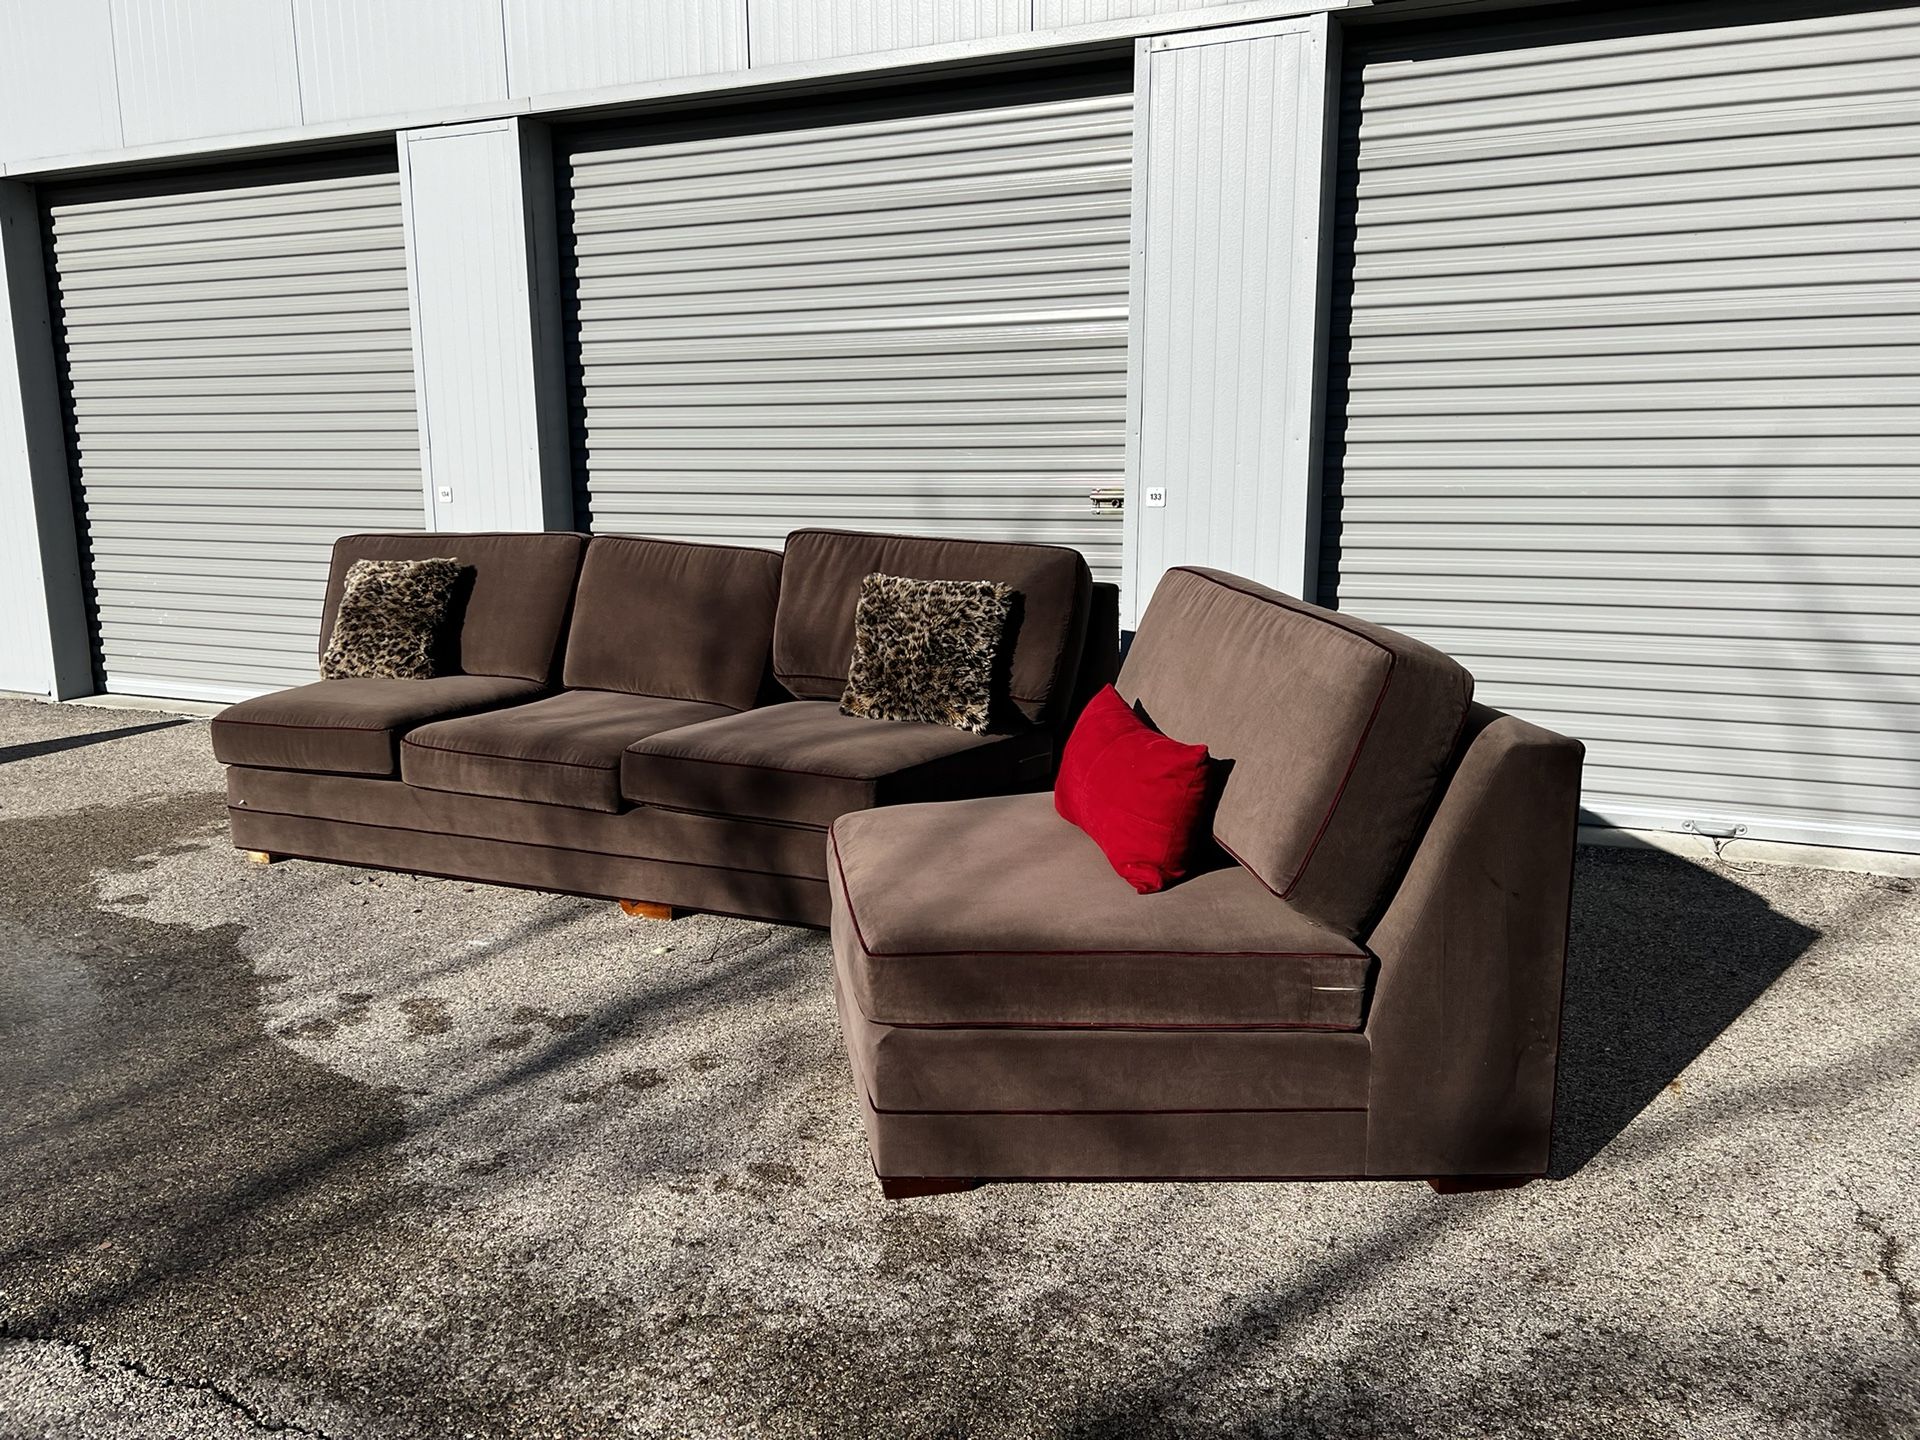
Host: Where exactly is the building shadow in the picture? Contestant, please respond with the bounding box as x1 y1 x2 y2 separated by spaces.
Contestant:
1549 844 1823 1178
0 718 187 766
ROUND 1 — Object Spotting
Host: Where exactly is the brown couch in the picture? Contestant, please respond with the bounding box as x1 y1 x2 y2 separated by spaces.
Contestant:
827 566 1584 1194
214 528 1116 928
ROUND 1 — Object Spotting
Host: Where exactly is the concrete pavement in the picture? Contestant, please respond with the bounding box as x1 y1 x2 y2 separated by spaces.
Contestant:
0 697 1914 1439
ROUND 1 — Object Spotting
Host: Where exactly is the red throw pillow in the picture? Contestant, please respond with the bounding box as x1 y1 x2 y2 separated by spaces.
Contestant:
1055 684 1213 894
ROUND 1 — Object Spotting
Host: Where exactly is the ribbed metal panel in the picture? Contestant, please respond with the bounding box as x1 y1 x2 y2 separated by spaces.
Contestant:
0 2 123 166
1037 0 1248 24
1325 2 1920 853
563 69 1132 581
503 0 745 95
292 0 509 124
108 0 303 147
749 0 1031 66
44 154 424 703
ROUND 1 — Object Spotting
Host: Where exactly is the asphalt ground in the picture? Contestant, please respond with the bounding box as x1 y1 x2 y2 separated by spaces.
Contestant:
1 697 1914 1439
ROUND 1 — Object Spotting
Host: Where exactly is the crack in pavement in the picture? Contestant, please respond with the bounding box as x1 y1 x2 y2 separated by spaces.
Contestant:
1 1321 337 1438
1851 1203 1920 1347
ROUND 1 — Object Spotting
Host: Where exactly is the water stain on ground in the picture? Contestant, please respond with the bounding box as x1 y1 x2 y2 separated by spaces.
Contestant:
0 794 668 1438
395 996 453 1038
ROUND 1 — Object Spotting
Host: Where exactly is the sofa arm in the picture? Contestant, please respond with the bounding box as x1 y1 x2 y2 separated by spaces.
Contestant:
1361 705 1584 1179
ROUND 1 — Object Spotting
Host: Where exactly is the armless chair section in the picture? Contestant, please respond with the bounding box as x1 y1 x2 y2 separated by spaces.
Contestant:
213 528 1114 929
826 567 1584 1195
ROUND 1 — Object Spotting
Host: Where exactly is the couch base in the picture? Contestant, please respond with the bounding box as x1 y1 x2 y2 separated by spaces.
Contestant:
854 1096 1371 1182
228 806 832 927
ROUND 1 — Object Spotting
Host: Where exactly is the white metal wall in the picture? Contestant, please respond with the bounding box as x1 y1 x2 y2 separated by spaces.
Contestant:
503 0 746 94
1324 2 1920 853
44 153 424 703
399 120 570 533
563 69 1134 581
0 0 1311 173
750 0 1029 66
1126 17 1334 623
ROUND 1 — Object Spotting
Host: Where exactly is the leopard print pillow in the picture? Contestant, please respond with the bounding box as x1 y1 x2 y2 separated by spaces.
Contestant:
839 572 1014 734
320 557 463 680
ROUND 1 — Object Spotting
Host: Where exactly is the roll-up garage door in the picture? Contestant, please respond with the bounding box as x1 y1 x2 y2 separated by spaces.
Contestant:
563 67 1132 582
1323 2 1920 854
44 152 423 704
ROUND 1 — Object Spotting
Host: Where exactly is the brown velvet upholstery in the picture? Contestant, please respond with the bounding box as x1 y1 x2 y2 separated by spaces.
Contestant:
563 535 781 710
1065 580 1122 737
320 531 587 684
830 697 1584 1189
228 806 831 927
229 765 833 879
837 973 1372 1113
1120 567 1473 938
1361 706 1583 1179
844 1086 1369 1182
830 793 1369 1030
622 702 1053 828
772 529 1092 728
211 675 546 777
217 528 1106 930
402 689 735 812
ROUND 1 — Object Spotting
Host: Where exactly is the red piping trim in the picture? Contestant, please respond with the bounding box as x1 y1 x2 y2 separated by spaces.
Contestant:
774 669 1051 707
828 827 1363 966
870 1100 1368 1117
629 729 1037 785
557 685 742 711
1281 664 1396 900
585 532 783 559
402 734 618 771
1158 568 1402 901
215 715 392 733
874 1018 1359 1032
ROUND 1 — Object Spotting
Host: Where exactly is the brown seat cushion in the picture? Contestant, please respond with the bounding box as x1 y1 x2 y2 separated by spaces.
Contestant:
772 530 1091 728
321 532 587 685
621 701 1052 828
562 535 782 710
211 676 545 777
829 792 1372 1030
1121 567 1473 937
403 689 734 813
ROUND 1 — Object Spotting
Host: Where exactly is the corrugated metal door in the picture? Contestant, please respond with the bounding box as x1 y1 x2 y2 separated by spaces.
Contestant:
1324 2 1920 854
562 67 1132 582
44 152 423 703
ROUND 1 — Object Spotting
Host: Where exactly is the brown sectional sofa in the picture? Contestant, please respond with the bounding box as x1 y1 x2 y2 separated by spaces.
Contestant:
214 528 1580 1196
827 566 1585 1194
214 528 1113 928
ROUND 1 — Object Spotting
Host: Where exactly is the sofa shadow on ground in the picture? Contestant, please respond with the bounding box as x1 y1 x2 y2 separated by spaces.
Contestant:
1548 844 1823 1179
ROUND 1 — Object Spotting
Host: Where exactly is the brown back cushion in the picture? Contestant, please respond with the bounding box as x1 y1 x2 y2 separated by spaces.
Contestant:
774 529 1091 728
1119 567 1473 937
563 535 782 710
320 532 587 685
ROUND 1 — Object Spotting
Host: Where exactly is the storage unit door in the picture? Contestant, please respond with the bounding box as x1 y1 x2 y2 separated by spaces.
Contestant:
563 67 1132 582
44 153 423 703
1324 2 1920 854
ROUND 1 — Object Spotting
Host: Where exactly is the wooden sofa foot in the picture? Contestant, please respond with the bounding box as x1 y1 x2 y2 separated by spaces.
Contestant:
618 899 679 920
245 850 281 866
879 1176 981 1201
1428 1175 1533 1194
